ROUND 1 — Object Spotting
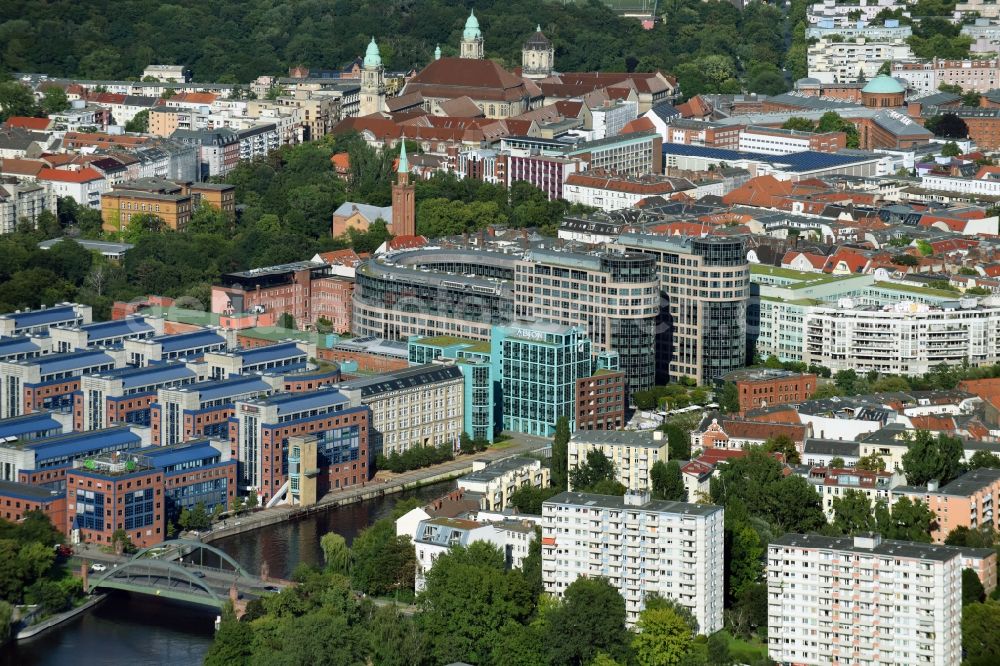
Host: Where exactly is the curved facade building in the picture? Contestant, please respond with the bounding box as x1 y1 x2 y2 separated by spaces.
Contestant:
352 249 517 341
353 246 661 394
615 233 750 385
514 249 661 393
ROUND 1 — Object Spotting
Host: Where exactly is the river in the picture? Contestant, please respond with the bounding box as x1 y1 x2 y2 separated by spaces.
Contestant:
2 480 455 666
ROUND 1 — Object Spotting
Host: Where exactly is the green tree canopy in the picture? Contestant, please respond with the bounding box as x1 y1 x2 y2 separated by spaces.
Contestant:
544 577 630 665
651 460 687 502
901 430 965 487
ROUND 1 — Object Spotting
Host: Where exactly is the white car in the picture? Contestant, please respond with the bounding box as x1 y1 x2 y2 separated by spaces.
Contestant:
90 563 107 572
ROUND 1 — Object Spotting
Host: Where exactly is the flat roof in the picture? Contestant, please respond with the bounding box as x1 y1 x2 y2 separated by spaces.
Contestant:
459 457 538 483
65 317 152 339
138 440 221 468
544 491 722 517
0 336 42 357
772 533 961 562
152 329 226 353
237 342 306 364
571 430 662 448
0 479 62 501
91 363 195 390
38 238 134 253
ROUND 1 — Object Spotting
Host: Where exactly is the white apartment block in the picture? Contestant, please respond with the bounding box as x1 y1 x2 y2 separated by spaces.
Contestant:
803 298 1000 375
568 430 669 492
808 38 915 84
457 456 550 512
542 491 724 632
921 171 1000 198
412 517 535 592
893 58 1000 95
767 533 962 666
957 0 1000 20
590 101 639 141
807 0 911 27
805 20 912 42
0 181 57 235
962 19 1000 54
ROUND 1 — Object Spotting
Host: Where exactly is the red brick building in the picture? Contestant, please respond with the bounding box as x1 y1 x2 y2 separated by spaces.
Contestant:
0 480 66 529
67 457 165 549
575 370 627 431
723 369 817 415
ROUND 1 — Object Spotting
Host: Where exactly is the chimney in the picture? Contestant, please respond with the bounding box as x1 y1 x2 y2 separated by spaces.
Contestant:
853 533 882 550
927 479 939 492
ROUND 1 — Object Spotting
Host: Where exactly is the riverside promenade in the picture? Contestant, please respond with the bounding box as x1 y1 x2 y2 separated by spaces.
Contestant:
203 434 549 544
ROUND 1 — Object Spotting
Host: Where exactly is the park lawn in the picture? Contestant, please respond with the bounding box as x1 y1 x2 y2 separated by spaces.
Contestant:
488 439 518 450
723 630 769 662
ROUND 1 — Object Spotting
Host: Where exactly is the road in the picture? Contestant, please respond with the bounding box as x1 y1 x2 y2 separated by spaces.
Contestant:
201 432 552 538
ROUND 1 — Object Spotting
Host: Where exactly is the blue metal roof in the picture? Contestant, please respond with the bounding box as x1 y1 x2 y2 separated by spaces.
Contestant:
259 388 349 417
0 414 62 439
194 376 272 403
662 143 873 173
93 363 195 390
138 440 221 469
35 350 115 375
239 342 305 364
155 330 226 353
26 428 141 462
1 305 78 329
76 317 154 340
0 336 41 358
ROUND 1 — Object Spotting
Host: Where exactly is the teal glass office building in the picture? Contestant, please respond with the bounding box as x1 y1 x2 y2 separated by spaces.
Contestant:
491 321 593 436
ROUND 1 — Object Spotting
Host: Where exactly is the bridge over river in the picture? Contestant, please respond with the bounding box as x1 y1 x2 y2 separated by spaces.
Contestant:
86 538 287 609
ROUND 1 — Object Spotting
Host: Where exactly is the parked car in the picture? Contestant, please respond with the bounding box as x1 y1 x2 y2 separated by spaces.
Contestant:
91 563 107 572
54 544 73 557
192 570 206 578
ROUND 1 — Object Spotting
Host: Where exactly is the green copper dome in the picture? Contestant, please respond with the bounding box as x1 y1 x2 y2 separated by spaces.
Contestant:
862 74 905 95
364 37 382 68
463 10 482 40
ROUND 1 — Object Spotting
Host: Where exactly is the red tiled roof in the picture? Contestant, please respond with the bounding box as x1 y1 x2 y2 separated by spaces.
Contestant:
620 116 655 134
36 167 104 183
3 116 51 131
386 235 429 251
0 158 46 177
712 418 808 442
403 57 534 103
722 175 792 208
318 249 362 266
171 92 217 105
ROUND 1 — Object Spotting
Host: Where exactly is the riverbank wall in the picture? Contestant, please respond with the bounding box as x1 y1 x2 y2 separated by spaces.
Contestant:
203 464 469 544
16 594 107 641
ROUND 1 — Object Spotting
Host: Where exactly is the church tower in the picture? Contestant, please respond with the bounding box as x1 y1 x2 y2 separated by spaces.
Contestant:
360 37 386 116
522 25 554 79
391 140 415 237
460 10 484 60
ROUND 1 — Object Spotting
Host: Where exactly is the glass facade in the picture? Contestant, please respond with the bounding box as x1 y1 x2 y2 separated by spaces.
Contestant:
124 488 155 530
75 489 105 531
165 477 228 520
493 323 592 436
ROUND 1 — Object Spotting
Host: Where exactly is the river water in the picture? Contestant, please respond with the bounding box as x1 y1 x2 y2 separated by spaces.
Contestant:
1 480 455 666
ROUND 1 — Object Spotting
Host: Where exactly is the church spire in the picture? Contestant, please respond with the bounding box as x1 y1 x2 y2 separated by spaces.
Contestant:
398 138 409 175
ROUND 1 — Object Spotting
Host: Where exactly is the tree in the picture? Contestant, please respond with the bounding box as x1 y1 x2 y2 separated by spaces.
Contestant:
969 450 1000 470
231 495 245 515
632 606 694 666
828 457 846 469
964 568 986 605
419 542 534 666
940 141 961 157
40 87 69 115
782 117 815 132
707 632 731 665
111 529 134 555
570 449 618 491
945 525 997 548
874 498 935 542
551 415 570 491
246 489 259 510
277 312 295 329
962 600 1000 664
855 452 887 472
892 254 919 267
0 80 38 121
901 431 965 487
350 519 415 596
545 577 629 665
188 502 211 530
651 460 686 501
832 489 876 534
717 382 739 414
764 435 800 464
177 506 192 531
924 113 969 139
125 109 149 133
662 423 692 460
0 600 10 645
509 485 560 515
365 605 427 666
320 532 351 575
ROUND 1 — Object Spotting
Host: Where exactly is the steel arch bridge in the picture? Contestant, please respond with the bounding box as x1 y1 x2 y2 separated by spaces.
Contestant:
132 538 252 578
89 539 255 608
